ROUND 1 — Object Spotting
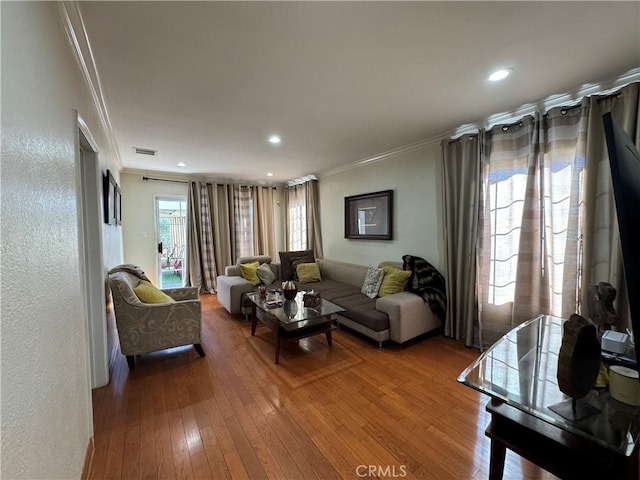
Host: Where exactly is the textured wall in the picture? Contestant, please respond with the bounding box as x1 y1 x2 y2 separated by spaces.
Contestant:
1 2 120 477
319 140 444 270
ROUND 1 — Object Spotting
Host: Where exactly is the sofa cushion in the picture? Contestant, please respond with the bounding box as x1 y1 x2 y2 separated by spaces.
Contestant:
361 266 384 299
133 280 175 304
331 294 389 332
303 279 360 301
379 265 411 296
239 261 261 285
256 263 276 285
297 262 322 283
280 250 314 280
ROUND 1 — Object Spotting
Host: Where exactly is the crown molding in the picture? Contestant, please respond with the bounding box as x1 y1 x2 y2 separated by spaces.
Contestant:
453 67 640 138
58 1 122 170
318 133 444 179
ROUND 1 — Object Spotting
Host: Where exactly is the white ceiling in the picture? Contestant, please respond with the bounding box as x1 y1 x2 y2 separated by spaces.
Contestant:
79 1 640 184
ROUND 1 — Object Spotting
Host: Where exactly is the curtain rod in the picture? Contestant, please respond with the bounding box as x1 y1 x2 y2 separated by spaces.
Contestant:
142 176 277 189
142 176 187 184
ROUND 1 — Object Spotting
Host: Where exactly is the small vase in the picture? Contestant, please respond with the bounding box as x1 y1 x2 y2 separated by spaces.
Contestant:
283 287 297 300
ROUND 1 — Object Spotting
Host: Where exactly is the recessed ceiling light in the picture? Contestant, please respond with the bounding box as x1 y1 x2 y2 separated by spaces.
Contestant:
268 135 281 145
488 68 513 82
177 162 186 167
266 172 274 177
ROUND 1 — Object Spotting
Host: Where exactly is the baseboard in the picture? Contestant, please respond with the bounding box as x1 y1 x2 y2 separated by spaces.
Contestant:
81 437 94 480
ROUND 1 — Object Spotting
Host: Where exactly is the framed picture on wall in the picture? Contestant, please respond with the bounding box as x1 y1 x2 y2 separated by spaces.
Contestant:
115 184 122 226
345 189 393 240
103 170 116 225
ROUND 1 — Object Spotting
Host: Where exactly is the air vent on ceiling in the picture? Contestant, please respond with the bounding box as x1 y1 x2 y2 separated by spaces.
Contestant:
133 147 158 156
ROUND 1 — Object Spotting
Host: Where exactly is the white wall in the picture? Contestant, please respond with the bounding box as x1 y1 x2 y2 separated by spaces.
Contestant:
319 140 444 270
121 173 188 282
1 2 122 477
122 173 287 280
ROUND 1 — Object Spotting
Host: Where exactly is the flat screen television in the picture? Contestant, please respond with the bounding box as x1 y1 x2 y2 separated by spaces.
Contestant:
603 112 640 370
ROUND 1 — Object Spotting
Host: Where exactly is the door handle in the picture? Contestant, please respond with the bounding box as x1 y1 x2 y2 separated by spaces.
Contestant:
157 242 163 254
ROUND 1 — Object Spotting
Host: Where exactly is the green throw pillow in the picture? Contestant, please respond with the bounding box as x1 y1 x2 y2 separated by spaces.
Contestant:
133 280 175 304
239 261 261 285
378 265 411 297
296 262 322 283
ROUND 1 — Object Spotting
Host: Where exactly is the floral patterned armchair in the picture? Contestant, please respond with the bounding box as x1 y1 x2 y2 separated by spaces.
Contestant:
108 265 204 368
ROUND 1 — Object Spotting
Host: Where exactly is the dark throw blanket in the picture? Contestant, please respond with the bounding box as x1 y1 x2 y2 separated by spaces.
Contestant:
402 254 447 322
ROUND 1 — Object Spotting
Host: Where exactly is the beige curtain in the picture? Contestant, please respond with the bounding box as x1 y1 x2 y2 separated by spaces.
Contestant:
253 186 277 260
442 134 480 346
233 185 253 258
478 107 587 348
305 180 324 258
186 181 217 293
186 182 235 292
210 183 235 275
581 82 640 328
284 180 324 257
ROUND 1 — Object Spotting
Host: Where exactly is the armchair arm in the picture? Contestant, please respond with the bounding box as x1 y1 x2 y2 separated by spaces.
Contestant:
115 299 202 355
163 286 200 301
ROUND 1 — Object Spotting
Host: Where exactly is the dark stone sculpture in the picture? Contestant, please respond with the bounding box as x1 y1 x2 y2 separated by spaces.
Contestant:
587 282 619 331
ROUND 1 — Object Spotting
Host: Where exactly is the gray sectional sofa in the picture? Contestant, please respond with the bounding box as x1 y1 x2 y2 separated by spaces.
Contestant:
216 255 441 346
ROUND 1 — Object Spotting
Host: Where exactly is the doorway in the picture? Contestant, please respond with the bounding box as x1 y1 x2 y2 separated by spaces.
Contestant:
155 196 187 288
77 117 108 389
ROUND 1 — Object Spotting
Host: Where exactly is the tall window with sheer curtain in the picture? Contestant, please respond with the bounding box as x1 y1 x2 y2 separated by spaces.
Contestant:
478 107 586 348
234 185 254 258
284 180 324 257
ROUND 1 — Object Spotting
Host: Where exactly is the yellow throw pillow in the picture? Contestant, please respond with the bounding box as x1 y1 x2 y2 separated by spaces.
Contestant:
133 280 175 304
239 261 261 285
296 262 322 283
378 265 411 297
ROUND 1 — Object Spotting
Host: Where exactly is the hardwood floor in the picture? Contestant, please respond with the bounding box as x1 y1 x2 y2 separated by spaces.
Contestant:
90 294 558 479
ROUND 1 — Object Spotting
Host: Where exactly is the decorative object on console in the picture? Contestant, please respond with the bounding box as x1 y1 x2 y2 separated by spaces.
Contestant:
402 254 447 321
282 280 298 300
551 313 601 420
345 190 393 240
586 282 619 332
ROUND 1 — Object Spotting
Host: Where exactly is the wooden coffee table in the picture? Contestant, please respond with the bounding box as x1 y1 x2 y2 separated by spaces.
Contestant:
246 291 345 364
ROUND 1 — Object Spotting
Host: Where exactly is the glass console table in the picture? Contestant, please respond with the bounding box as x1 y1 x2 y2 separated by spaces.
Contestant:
458 314 640 479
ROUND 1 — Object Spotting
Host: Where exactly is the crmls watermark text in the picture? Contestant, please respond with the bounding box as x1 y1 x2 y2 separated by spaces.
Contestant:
355 465 408 478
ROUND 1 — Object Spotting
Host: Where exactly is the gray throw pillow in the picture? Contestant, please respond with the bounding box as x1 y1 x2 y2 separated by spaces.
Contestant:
361 266 384 299
256 263 276 285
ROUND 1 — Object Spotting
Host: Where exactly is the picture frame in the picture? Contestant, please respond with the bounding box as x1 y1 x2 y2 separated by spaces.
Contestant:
115 184 122 226
103 169 118 225
344 190 393 240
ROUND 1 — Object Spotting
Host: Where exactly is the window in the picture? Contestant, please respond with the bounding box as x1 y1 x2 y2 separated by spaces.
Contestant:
234 185 254 258
288 191 306 251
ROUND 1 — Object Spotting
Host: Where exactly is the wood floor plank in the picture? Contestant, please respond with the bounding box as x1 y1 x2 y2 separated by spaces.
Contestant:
90 293 563 480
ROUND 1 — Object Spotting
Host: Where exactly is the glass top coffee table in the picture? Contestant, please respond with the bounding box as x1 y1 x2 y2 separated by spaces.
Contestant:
458 314 640 479
246 291 345 364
